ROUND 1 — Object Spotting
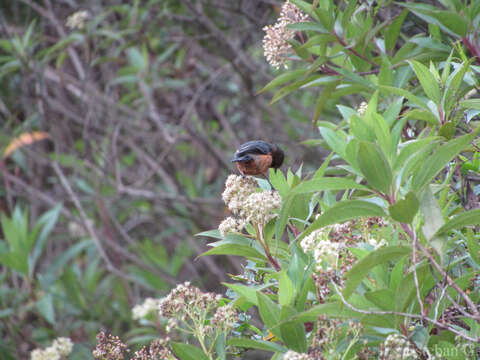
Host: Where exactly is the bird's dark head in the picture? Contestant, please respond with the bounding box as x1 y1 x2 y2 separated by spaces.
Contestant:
270 144 284 170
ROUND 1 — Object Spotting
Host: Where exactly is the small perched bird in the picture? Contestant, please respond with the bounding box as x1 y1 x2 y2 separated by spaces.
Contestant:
231 140 284 176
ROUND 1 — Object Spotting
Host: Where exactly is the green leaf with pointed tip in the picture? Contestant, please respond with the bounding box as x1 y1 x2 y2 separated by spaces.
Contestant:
388 192 419 224
279 270 295 306
227 338 287 353
343 246 411 299
279 306 307 353
257 292 282 339
357 142 393 194
412 129 479 191
171 342 209 360
434 209 480 236
385 10 408 52
297 200 386 242
224 283 259 305
258 69 308 94
379 86 429 111
200 244 266 261
408 60 441 104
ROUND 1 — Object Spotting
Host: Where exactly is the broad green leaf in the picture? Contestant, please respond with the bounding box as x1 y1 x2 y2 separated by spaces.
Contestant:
259 69 308 94
224 283 259 305
412 129 479 191
297 200 386 242
343 246 411 299
372 113 392 158
466 228 480 267
319 127 347 158
227 338 287 353
200 244 265 260
459 99 480 110
420 187 448 258
357 142 393 194
350 115 375 142
434 209 480 236
287 22 328 33
279 270 295 306
385 10 408 52
279 306 307 353
388 192 419 224
408 60 441 104
171 342 209 360
291 178 368 195
215 333 226 360
402 4 468 37
364 289 396 311
379 86 429 111
257 292 282 339
36 294 55 325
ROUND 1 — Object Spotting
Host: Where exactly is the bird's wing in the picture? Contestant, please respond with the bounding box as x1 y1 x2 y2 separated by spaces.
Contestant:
236 141 272 155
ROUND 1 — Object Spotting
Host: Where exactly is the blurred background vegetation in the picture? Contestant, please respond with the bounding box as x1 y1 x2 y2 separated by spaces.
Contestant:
0 0 323 358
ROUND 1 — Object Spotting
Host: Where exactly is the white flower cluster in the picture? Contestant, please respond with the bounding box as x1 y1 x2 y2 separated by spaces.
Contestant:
357 101 368 115
243 191 282 224
31 337 73 360
263 1 308 69
66 10 90 30
283 350 311 360
132 297 162 320
380 334 418 360
211 305 238 333
367 237 387 250
301 227 344 271
219 217 245 237
219 175 282 236
222 174 257 215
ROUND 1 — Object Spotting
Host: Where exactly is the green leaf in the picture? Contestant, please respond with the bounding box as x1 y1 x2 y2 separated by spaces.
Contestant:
257 292 282 339
459 99 480 110
291 178 368 195
388 192 419 224
434 209 480 236
412 130 479 191
403 4 468 37
279 270 295 306
297 200 386 242
357 142 393 194
364 289 396 311
466 228 480 267
385 10 408 52
36 293 55 325
343 246 411 299
200 244 265 260
379 86 429 111
224 283 259 305
258 69 308 94
279 306 307 353
408 60 442 104
171 342 209 360
319 127 347 158
227 338 287 353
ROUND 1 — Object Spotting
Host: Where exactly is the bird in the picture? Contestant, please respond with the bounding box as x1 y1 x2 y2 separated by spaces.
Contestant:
231 140 284 176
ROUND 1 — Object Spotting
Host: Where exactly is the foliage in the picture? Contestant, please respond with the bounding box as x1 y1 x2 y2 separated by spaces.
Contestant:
1 0 480 359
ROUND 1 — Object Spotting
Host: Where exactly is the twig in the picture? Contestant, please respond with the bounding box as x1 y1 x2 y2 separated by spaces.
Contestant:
332 283 479 342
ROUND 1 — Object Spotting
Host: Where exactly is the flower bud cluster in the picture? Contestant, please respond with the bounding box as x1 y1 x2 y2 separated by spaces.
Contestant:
31 337 74 360
380 334 418 360
262 1 309 69
222 175 257 215
211 305 238 333
132 297 162 320
66 10 90 30
219 175 282 235
158 281 221 319
132 338 176 360
219 217 245 237
283 350 312 360
301 227 345 271
92 332 129 360
357 101 368 115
